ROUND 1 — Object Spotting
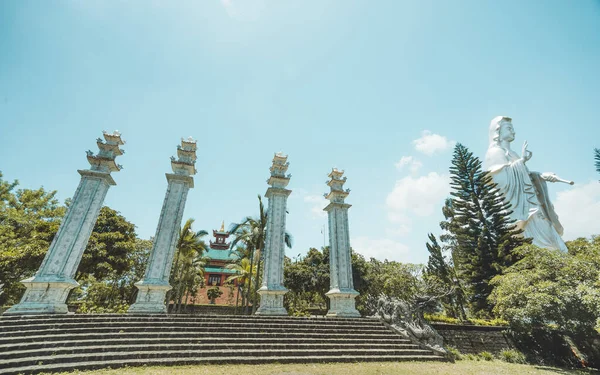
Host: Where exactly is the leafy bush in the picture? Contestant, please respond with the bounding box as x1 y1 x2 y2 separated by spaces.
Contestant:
424 313 508 326
490 242 600 335
469 317 509 326
478 351 494 361
424 313 460 324
499 349 527 364
445 346 463 361
464 353 479 361
207 286 223 301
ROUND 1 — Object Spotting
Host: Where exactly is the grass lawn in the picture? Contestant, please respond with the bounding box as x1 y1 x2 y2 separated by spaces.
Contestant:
47 361 599 375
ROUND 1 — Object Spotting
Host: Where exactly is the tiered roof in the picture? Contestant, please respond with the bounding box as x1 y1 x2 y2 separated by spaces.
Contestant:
324 168 350 203
86 131 125 173
170 137 197 176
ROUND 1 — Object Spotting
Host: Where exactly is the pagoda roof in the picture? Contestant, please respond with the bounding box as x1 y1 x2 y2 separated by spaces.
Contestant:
204 266 238 274
204 247 239 262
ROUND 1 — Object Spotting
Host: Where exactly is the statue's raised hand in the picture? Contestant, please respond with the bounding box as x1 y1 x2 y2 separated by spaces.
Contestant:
521 141 533 162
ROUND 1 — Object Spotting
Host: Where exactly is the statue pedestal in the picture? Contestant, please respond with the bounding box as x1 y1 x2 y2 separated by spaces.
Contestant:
128 281 172 314
255 287 288 316
3 277 78 315
326 288 360 318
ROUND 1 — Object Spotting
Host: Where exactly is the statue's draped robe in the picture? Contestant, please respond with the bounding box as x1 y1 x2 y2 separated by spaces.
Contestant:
485 145 567 252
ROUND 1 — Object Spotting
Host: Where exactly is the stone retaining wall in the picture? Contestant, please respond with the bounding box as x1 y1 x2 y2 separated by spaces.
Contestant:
431 323 514 355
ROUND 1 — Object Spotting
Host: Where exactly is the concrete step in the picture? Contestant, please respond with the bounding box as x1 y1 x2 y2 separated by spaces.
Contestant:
0 354 444 375
0 320 387 334
0 348 439 369
0 314 445 373
0 314 380 324
0 330 401 345
0 336 413 352
0 342 424 360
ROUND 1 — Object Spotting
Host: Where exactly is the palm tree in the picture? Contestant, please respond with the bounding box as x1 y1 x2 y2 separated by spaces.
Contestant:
229 195 293 314
169 218 208 314
225 257 254 313
595 148 600 177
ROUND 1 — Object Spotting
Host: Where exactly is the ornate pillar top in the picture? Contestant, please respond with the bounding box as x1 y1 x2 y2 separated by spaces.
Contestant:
86 131 125 173
170 137 197 176
324 168 350 204
267 152 291 189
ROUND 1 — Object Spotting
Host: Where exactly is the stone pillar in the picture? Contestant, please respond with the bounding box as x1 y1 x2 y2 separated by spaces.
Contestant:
324 169 360 318
4 132 125 315
255 153 291 316
128 138 197 314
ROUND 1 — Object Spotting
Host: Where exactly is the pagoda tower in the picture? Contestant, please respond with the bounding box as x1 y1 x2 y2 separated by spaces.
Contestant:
128 137 197 314
210 221 230 250
255 153 291 315
324 168 360 317
202 222 237 292
5 131 125 315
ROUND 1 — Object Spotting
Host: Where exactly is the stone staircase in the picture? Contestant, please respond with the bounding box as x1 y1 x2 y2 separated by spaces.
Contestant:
0 314 445 374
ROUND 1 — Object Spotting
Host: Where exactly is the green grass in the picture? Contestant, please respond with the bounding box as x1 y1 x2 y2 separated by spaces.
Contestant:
44 361 598 375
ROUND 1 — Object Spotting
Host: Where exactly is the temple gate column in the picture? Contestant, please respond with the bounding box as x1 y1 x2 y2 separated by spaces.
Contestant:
324 169 360 318
255 153 291 316
4 131 125 315
128 138 197 314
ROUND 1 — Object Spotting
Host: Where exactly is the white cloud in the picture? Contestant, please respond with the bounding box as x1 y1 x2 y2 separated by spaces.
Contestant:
386 172 450 218
412 131 455 156
394 156 423 174
351 236 409 262
553 181 600 240
304 194 328 219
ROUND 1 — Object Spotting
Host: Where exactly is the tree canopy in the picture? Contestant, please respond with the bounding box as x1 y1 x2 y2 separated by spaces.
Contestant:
0 172 66 305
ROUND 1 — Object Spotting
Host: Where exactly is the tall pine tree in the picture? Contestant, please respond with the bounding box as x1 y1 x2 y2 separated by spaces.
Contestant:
445 143 527 316
595 148 600 176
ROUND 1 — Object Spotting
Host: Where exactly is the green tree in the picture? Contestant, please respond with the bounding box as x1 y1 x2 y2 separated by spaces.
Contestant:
283 247 369 315
69 210 149 313
169 218 208 313
0 172 66 306
225 257 255 312
595 148 600 176
445 143 528 316
78 206 138 280
284 248 330 315
490 240 600 334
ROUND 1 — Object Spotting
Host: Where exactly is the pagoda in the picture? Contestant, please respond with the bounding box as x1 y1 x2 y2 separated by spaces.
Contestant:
203 222 238 288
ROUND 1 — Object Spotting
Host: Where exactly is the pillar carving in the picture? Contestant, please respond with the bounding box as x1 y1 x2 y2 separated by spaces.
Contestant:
4 131 125 315
128 138 197 314
255 153 291 316
324 169 360 317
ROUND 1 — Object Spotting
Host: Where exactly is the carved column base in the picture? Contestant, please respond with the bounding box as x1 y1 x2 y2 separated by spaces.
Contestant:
255 287 288 316
3 277 78 315
127 281 172 314
326 288 360 318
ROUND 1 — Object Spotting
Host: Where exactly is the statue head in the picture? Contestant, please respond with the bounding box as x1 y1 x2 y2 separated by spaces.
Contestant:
489 116 514 146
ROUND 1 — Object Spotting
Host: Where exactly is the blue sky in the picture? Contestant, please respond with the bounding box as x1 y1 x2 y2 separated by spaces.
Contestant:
1 1 599 264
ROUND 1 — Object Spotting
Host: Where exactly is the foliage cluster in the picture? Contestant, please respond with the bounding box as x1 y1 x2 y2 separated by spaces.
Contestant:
490 238 600 334
168 219 208 314
424 313 508 327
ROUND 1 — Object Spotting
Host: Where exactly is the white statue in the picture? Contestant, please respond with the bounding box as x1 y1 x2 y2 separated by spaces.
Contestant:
485 116 569 252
